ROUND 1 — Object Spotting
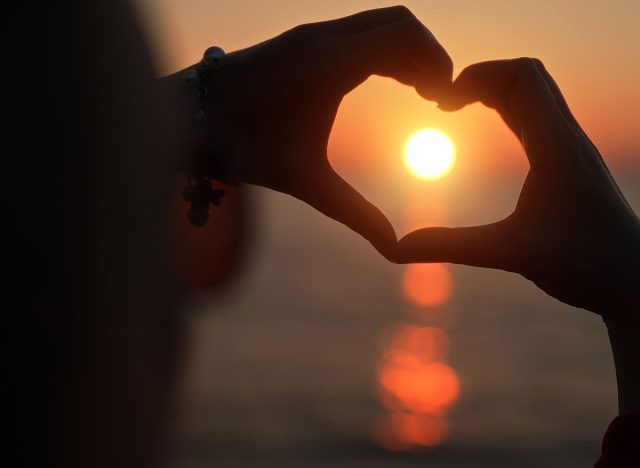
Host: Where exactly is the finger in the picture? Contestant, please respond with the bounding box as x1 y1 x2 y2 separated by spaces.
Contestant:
334 16 453 99
395 220 512 270
533 60 601 150
294 165 398 261
310 5 416 36
438 58 575 166
534 61 612 173
533 60 581 128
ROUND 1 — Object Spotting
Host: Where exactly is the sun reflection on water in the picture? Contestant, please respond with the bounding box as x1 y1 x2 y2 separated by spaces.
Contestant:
375 322 460 450
375 179 459 451
402 264 452 307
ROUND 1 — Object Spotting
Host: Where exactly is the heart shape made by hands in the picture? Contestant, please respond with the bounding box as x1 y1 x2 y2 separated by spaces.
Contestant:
171 11 636 314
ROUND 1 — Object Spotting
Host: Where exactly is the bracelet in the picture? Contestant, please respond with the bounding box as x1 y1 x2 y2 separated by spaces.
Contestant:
181 46 227 227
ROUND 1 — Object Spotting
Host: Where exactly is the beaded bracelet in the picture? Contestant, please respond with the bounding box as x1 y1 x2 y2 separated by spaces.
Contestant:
181 46 227 227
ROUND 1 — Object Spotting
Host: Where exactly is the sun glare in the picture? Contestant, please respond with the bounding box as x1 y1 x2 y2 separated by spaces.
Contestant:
403 128 456 180
402 263 452 307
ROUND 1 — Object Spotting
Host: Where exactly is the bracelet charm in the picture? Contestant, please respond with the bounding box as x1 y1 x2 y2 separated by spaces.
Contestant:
181 46 227 227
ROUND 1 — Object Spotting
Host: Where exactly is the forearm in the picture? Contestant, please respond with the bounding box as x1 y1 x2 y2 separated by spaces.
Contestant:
603 265 640 414
607 321 640 415
158 66 240 183
156 70 204 173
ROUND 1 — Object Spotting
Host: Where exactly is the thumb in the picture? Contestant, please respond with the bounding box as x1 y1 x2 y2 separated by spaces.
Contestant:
396 220 512 270
293 165 398 261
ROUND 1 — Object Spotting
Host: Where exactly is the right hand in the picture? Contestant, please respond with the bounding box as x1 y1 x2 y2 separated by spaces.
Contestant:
397 58 640 321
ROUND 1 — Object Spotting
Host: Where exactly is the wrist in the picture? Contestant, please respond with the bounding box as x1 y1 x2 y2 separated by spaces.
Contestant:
600 239 640 415
607 323 640 415
157 69 205 173
597 230 640 322
601 268 640 329
160 59 236 181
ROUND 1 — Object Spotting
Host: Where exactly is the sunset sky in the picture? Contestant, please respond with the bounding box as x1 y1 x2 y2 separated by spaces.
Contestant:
139 0 639 235
139 0 639 169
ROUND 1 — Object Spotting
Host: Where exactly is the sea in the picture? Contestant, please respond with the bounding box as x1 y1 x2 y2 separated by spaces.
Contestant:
168 168 638 468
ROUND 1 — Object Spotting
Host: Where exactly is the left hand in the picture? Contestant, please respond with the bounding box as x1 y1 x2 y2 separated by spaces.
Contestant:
169 6 453 259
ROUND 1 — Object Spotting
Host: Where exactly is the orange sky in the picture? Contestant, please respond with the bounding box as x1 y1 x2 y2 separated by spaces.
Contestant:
138 0 639 215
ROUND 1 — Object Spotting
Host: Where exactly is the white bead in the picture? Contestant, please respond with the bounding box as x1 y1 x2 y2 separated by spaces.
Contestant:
182 69 200 87
202 46 226 70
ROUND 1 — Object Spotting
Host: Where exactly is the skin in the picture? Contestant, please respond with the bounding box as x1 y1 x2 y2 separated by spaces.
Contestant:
161 6 453 261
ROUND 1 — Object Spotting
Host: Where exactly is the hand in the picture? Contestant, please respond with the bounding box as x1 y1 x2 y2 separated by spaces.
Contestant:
397 58 640 319
168 6 453 259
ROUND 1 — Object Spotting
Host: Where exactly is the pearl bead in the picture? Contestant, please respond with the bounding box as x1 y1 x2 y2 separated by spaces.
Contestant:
182 69 200 87
202 46 226 70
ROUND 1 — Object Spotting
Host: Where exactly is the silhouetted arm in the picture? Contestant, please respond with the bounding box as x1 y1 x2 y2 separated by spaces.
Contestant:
607 322 640 415
160 6 453 260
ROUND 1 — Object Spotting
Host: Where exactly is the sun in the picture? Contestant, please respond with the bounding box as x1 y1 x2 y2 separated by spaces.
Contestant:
403 128 456 180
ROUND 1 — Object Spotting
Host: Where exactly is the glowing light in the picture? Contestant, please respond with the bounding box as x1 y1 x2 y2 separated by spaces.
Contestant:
386 325 449 363
375 240 458 452
377 325 460 416
403 128 456 180
402 263 452 307
404 199 449 233
380 361 460 411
